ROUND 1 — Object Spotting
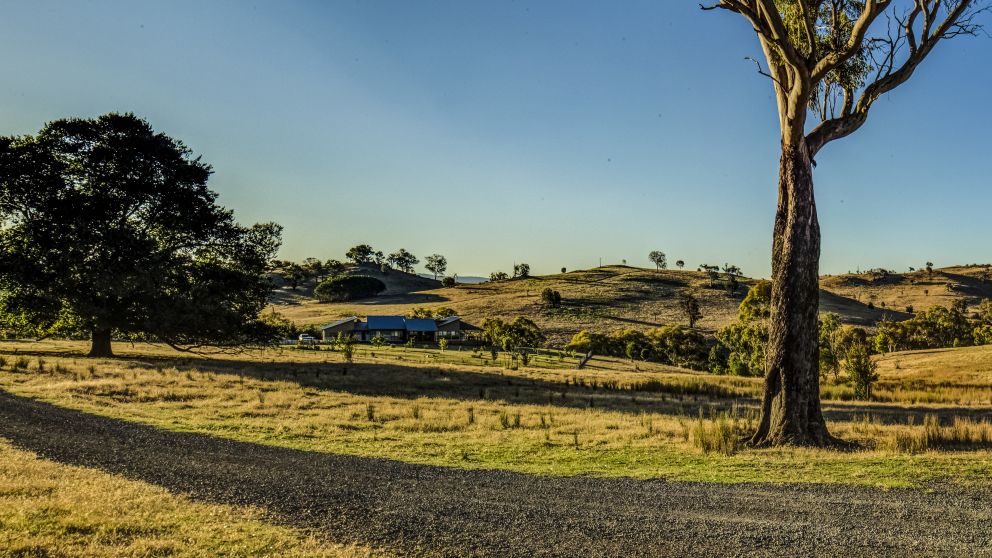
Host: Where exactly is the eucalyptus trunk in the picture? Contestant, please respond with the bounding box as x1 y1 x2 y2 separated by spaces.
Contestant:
750 141 832 447
88 328 114 358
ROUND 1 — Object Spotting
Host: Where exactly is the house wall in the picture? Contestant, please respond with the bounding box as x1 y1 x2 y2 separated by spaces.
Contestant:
321 322 356 341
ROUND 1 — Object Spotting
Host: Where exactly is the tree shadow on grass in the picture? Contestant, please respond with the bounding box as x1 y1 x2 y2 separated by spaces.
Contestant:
7 390 991 557
6 345 992 426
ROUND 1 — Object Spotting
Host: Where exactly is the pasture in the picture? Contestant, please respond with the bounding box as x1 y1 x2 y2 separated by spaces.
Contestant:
2 340 991 488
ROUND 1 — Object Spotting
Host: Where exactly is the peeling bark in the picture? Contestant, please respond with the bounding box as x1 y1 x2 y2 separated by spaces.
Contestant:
750 142 833 447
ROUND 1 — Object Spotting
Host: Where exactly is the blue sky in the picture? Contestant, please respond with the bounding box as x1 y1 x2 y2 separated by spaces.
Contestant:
2 1 989 278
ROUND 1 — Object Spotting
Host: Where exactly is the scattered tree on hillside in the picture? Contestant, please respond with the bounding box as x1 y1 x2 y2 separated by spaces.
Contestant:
705 0 985 447
513 263 531 278
324 259 346 277
425 254 447 280
649 251 668 270
441 276 456 288
699 264 720 287
387 249 419 273
926 261 935 278
561 267 567 274
346 244 376 264
676 260 685 270
284 263 306 290
490 271 509 282
676 289 703 329
0 113 281 357
301 258 324 282
541 288 562 308
372 251 385 266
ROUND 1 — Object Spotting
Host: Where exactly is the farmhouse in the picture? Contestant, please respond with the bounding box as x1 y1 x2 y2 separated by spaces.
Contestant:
319 315 479 342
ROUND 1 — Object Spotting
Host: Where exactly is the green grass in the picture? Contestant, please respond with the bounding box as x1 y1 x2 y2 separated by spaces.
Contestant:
2 341 992 488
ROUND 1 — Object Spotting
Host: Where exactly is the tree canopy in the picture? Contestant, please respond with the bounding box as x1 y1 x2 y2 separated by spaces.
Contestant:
425 254 447 280
0 113 281 356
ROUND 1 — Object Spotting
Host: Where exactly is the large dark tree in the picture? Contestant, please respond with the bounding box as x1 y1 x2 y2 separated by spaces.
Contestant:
705 1 986 446
0 113 282 357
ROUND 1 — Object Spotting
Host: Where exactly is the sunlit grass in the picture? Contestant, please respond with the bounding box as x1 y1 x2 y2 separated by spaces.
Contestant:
1 340 992 488
0 438 388 558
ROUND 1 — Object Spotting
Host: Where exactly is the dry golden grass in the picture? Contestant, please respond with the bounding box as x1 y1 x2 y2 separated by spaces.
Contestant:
0 438 387 558
270 266 748 344
268 264 985 345
820 265 992 315
3 340 992 487
270 266 992 346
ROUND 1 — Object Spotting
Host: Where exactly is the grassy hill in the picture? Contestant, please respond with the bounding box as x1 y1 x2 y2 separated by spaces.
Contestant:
268 264 991 346
821 265 992 316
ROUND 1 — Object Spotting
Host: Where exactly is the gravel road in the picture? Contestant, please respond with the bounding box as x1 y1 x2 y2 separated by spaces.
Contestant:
2 389 990 557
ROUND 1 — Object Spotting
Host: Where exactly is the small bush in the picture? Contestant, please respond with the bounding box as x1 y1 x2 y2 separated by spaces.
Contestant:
845 342 878 400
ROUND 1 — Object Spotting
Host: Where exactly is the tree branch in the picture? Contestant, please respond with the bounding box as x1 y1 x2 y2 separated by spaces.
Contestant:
807 0 985 156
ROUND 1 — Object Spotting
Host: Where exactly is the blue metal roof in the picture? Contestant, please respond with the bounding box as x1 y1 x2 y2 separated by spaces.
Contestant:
367 316 407 330
405 319 438 332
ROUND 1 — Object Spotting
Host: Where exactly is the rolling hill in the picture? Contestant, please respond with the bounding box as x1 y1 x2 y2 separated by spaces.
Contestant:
265 264 983 346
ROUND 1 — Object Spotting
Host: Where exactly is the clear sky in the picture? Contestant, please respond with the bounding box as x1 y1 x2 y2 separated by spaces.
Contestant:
2 1 989 278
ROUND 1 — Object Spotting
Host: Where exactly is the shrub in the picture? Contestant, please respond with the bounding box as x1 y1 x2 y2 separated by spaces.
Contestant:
974 325 992 346
541 288 562 308
845 342 878 400
647 325 708 370
314 275 386 302
441 276 456 288
482 317 544 351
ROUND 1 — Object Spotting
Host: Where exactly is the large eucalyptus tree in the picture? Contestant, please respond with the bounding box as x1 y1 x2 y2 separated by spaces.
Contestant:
704 1 987 446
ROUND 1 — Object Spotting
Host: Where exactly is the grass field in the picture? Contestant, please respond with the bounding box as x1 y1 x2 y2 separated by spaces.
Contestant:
2 340 992 489
0 437 386 558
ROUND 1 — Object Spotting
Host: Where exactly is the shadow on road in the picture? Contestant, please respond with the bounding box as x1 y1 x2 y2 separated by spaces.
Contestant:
2 390 991 558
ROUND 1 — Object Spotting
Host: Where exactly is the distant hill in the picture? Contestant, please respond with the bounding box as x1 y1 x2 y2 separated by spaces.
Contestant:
268 264 991 345
269 264 441 306
821 265 992 316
